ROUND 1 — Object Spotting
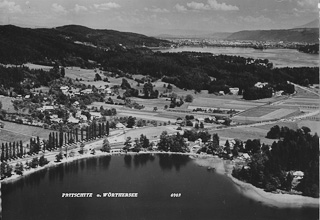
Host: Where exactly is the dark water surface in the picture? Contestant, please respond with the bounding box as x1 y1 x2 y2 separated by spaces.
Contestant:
2 154 318 220
155 46 319 68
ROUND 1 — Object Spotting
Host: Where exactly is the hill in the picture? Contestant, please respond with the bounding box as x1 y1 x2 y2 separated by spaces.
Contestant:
226 28 318 43
0 25 170 65
295 19 319 29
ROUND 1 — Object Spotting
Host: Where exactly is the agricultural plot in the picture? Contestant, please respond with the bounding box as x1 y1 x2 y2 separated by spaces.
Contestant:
0 96 16 113
213 127 275 145
238 107 279 117
189 97 263 111
261 108 298 120
0 130 29 144
0 121 51 144
124 125 177 140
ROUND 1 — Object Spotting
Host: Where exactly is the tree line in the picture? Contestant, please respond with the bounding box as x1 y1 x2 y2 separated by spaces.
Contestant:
0 121 110 162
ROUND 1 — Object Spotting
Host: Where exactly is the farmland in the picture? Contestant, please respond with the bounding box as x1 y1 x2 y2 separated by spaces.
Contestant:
0 121 51 145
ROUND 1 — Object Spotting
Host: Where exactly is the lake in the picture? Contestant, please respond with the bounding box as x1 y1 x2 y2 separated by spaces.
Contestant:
2 154 318 220
155 47 319 68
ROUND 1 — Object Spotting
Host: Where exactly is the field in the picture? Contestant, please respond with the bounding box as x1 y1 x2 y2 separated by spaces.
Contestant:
213 127 275 145
0 96 16 113
0 121 51 145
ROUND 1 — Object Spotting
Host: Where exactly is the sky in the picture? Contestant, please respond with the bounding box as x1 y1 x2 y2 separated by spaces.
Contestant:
0 0 318 36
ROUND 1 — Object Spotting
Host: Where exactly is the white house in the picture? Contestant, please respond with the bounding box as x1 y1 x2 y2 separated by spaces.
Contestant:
68 116 80 124
81 89 93 94
116 122 126 129
90 112 102 120
229 88 239 95
254 82 268 88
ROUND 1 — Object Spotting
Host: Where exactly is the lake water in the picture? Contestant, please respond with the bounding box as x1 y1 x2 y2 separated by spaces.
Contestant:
2 154 318 220
155 47 319 68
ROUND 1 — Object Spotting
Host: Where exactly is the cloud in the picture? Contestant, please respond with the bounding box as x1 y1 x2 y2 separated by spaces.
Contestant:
174 4 187 12
0 0 22 13
187 2 210 10
297 0 317 7
74 4 87 13
93 2 120 10
186 0 239 11
207 0 239 11
144 7 169 13
52 3 67 14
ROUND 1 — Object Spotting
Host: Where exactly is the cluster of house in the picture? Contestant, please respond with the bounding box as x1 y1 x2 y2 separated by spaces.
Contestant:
60 85 112 97
254 82 284 96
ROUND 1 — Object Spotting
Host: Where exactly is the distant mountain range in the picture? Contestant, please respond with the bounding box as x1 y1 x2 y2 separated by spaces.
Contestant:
226 27 318 43
294 19 319 29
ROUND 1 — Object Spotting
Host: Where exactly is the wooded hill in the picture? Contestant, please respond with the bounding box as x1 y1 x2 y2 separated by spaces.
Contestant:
0 25 170 65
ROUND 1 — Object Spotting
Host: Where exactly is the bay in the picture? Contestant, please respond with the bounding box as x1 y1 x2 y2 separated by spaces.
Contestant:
2 154 318 220
155 46 319 68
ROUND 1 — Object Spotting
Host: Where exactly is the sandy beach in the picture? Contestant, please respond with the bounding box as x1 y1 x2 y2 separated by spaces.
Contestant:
192 156 319 209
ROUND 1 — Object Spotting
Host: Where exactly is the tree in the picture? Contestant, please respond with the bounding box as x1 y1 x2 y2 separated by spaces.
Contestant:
94 73 102 81
55 152 63 162
60 67 65 77
39 155 49 166
14 162 24 175
122 137 131 151
185 94 194 103
127 116 135 128
1 162 12 179
79 143 85 154
101 139 111 152
31 157 39 168
200 122 204 129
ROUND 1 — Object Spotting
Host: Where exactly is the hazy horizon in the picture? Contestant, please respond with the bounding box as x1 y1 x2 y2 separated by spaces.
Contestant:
0 0 318 36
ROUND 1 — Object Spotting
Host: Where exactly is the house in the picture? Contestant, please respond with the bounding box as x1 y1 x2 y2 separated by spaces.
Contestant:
90 112 102 120
116 122 126 129
25 94 31 99
195 138 202 145
81 89 93 94
60 86 69 95
72 101 80 107
254 82 268 88
196 117 205 123
275 90 284 96
176 117 183 124
106 88 112 94
78 115 87 121
38 105 54 112
51 118 63 123
293 171 304 180
229 88 239 95
68 116 80 124
219 91 225 96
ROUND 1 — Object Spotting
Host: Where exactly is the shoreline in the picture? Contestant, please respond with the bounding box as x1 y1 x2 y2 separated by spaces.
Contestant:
1 150 319 209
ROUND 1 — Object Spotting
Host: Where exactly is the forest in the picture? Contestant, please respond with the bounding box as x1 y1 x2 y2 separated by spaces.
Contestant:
232 126 319 198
